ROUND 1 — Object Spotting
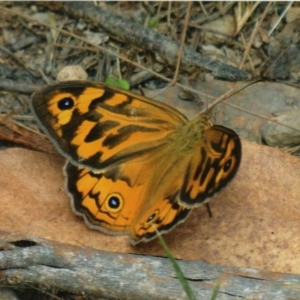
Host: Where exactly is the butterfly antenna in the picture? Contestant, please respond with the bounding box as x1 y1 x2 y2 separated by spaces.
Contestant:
203 78 263 116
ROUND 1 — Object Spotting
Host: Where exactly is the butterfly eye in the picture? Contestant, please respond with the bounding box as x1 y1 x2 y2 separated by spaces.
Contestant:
58 97 75 110
105 193 123 213
223 159 232 172
145 210 159 226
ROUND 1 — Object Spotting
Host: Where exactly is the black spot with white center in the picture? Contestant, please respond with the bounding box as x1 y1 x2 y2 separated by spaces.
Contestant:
108 196 120 209
147 213 156 223
223 159 232 172
58 97 74 110
146 211 159 225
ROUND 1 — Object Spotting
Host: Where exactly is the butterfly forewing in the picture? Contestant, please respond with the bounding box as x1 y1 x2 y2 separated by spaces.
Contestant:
31 81 188 170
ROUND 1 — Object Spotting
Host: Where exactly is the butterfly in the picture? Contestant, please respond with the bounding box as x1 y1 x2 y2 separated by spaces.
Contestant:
30 81 241 245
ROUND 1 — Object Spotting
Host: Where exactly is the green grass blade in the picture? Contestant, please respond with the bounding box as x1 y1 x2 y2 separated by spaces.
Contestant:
157 233 197 300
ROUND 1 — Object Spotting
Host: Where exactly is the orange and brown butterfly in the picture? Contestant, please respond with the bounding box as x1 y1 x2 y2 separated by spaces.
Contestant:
30 81 241 245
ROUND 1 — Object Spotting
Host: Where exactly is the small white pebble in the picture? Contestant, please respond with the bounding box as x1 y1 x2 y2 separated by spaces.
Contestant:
57 65 88 82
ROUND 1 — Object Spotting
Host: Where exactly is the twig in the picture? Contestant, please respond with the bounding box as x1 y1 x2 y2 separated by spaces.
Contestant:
268 2 293 37
239 2 272 70
0 46 38 78
0 78 44 94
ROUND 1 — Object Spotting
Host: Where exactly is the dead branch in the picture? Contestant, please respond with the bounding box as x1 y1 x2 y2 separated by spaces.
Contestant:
0 231 299 299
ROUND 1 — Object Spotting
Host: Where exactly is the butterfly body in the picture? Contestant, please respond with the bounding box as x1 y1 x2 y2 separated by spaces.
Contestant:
31 81 241 245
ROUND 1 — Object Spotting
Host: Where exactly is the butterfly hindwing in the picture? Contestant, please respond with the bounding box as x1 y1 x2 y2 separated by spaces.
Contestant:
65 161 191 245
179 125 241 206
